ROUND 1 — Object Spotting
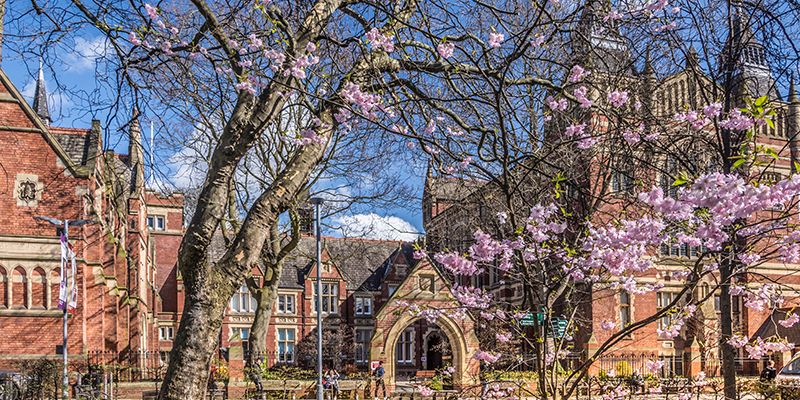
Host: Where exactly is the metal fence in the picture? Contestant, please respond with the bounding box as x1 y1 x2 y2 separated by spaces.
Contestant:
86 351 167 383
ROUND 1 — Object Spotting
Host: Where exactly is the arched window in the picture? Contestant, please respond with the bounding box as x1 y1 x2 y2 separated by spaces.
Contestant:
12 267 27 309
0 266 7 308
50 269 61 309
31 268 47 309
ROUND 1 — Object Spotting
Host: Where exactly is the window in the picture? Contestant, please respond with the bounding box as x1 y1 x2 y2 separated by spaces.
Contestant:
277 328 296 363
612 167 635 194
355 328 373 364
355 296 372 316
396 328 414 364
763 172 782 185
387 284 398 297
314 282 339 314
230 284 256 313
159 326 174 341
619 292 632 327
147 215 165 231
657 292 677 331
277 294 295 314
659 237 706 258
230 327 250 341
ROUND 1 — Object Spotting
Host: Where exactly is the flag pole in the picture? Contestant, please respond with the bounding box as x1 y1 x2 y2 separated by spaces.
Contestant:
34 216 95 400
62 219 69 400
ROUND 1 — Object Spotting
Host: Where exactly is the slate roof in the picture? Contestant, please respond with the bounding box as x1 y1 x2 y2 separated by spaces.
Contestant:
753 308 800 344
51 127 94 167
279 236 409 292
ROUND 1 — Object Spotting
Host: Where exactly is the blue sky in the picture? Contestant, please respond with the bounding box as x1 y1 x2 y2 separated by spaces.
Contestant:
1 37 427 240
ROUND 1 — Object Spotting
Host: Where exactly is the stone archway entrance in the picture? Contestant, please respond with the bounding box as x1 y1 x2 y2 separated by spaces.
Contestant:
369 259 481 393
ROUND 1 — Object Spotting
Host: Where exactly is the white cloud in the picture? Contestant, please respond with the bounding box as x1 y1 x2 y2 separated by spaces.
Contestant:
64 36 108 72
331 213 421 242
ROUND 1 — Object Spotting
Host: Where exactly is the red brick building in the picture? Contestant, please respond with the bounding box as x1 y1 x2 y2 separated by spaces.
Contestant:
422 0 800 378
0 65 184 368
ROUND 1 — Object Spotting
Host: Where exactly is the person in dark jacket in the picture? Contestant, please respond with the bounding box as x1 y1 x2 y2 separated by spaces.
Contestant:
372 361 386 400
761 360 777 381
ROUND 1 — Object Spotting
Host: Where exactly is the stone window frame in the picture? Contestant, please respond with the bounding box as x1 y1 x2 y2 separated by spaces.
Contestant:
275 326 296 364
276 292 296 315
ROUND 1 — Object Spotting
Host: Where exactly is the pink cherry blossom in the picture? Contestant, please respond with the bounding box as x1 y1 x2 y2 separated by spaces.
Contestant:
474 350 501 364
496 212 508 224
433 252 478 276
780 313 800 328
340 82 382 118
577 135 598 149
646 360 664 374
437 42 455 58
144 4 159 20
128 32 142 46
623 128 641 145
703 102 722 118
604 10 623 22
547 96 569 111
727 334 748 348
737 253 761 266
607 90 630 108
564 123 586 137
416 385 433 396
488 32 504 49
573 86 593 109
365 28 394 53
719 108 754 131
600 320 616 330
647 0 669 12
568 65 589 83
452 285 492 308
496 332 512 343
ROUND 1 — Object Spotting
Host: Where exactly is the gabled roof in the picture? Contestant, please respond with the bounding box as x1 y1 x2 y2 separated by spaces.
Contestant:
0 68 96 178
279 236 409 291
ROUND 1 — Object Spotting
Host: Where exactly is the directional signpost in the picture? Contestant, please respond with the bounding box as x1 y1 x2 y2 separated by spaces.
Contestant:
550 318 568 338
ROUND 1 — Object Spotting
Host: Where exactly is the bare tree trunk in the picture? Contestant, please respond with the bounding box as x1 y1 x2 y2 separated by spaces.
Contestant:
245 264 282 387
162 264 238 399
158 108 334 398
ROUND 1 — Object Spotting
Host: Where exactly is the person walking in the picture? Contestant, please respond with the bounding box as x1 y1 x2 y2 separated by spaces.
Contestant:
372 361 387 400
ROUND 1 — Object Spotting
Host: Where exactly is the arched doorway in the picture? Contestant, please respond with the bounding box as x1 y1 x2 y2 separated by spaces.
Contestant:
424 330 449 370
368 259 481 393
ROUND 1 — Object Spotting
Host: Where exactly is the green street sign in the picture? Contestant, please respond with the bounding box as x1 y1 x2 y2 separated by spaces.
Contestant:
551 318 568 338
520 313 535 326
519 312 546 326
